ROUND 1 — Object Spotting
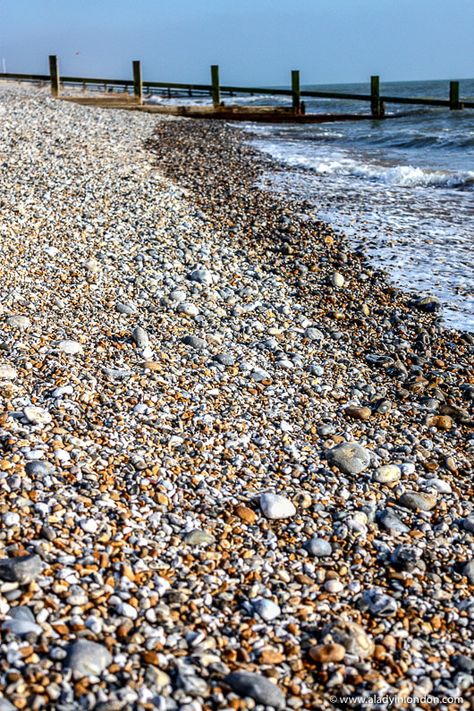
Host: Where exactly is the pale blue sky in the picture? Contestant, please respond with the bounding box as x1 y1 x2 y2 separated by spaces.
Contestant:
1 0 472 86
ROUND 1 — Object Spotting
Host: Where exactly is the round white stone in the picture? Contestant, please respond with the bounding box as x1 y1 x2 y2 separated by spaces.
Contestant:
0 365 17 380
58 340 83 355
80 519 98 533
23 406 52 426
260 493 296 520
3 512 20 527
253 598 281 621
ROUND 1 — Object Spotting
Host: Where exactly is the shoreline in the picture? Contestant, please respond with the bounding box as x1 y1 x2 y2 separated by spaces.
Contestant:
0 84 473 709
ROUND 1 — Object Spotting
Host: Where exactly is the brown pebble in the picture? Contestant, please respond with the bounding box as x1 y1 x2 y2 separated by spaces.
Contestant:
309 642 346 664
427 415 453 430
345 406 372 421
235 504 257 524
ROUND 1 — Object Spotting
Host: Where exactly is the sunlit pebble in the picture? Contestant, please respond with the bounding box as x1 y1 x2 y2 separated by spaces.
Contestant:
80 519 98 534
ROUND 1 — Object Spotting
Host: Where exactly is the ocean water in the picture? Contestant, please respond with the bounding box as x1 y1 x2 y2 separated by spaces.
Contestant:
239 79 474 332
148 79 474 331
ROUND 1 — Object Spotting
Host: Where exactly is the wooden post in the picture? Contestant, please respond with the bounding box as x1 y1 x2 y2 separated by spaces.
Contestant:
291 70 300 113
371 75 384 118
449 81 463 110
211 65 220 107
49 55 60 97
133 60 142 103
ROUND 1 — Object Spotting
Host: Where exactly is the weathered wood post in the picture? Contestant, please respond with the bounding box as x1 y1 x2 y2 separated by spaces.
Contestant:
291 70 301 113
211 65 220 107
370 75 384 118
133 60 142 103
49 55 60 97
449 81 463 110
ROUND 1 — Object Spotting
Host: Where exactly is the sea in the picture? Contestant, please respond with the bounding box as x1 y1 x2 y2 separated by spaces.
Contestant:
149 79 474 332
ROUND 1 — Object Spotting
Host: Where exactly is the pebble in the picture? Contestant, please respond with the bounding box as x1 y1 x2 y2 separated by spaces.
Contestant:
309 642 346 664
345 405 371 421
331 272 345 288
259 493 296 519
378 509 410 535
327 442 371 474
188 268 214 285
132 325 150 348
323 620 375 659
225 671 285 709
413 295 441 312
178 302 199 317
428 415 453 430
6 315 31 329
305 537 333 557
23 406 52 426
80 518 99 533
25 460 54 476
2 618 42 637
252 598 281 621
182 334 207 351
359 588 398 617
0 555 43 585
184 529 215 545
116 301 137 315
66 639 112 677
373 464 401 484
324 579 344 593
2 513 20 527
462 560 474 584
398 491 437 512
0 365 17 380
58 339 83 355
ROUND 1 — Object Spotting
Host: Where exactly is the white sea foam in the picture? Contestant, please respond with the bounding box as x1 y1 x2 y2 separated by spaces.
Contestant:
252 140 474 189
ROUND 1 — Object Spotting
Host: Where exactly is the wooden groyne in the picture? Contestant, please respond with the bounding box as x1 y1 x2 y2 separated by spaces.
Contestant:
1 56 473 122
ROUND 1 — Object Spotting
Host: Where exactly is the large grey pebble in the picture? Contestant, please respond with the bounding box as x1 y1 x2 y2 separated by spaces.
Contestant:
132 326 149 348
252 598 281 621
213 353 235 366
462 560 474 584
188 268 214 285
116 302 137 315
305 537 332 557
359 588 398 617
66 639 112 677
328 442 371 474
0 554 43 585
225 671 285 709
378 509 410 535
2 618 42 637
182 335 207 351
398 491 437 512
25 460 54 476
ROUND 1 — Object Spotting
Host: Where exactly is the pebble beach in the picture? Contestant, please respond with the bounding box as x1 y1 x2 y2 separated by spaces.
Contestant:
0 82 473 710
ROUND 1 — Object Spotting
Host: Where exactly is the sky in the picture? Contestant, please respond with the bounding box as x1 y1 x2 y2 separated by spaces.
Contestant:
1 0 472 87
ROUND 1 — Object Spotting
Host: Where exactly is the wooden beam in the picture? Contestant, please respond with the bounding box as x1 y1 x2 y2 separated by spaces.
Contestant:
291 70 300 113
133 60 142 104
49 55 60 97
370 75 384 118
449 80 463 110
211 65 220 107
